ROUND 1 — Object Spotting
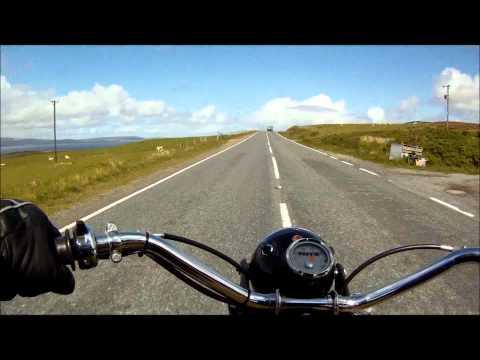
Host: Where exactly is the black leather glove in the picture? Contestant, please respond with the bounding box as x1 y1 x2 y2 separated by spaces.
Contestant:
0 199 75 300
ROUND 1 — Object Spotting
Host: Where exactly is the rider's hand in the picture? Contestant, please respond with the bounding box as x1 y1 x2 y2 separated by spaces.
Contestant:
0 199 75 300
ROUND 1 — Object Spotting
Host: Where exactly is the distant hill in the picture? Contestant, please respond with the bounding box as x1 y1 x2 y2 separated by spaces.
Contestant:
1 136 144 154
1 136 143 146
403 120 479 129
427 121 480 130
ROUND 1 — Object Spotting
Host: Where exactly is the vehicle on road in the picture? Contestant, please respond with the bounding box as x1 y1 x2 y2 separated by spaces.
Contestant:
267 126 274 132
54 220 480 316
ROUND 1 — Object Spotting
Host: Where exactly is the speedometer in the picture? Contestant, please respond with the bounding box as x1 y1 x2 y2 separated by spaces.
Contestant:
285 238 334 278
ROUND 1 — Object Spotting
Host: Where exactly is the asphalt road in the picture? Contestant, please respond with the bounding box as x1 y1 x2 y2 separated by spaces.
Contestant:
2 132 479 315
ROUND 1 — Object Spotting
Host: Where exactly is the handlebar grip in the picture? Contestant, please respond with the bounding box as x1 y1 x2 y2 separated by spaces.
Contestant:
54 221 99 270
55 228 76 270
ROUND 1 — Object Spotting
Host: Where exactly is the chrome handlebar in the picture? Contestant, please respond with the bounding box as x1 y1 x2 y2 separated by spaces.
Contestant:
55 222 480 314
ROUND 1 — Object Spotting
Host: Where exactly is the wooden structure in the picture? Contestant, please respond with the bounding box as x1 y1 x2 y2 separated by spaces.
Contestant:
401 144 423 158
389 143 423 160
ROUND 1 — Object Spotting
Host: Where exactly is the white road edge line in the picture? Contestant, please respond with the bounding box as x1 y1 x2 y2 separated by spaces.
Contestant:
278 133 381 178
269 147 273 155
272 156 280 180
280 203 292 228
59 132 259 233
276 133 325 156
277 133 475 219
359 168 379 177
429 197 475 218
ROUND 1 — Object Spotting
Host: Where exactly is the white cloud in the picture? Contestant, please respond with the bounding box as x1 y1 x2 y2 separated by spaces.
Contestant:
399 96 420 113
381 96 421 122
367 106 385 123
190 105 223 124
1 75 409 138
0 76 231 138
2 76 369 138
1 75 11 90
433 67 479 120
367 97 421 123
57 83 174 123
248 94 367 130
292 94 346 112
4 67 476 140
1 77 175 132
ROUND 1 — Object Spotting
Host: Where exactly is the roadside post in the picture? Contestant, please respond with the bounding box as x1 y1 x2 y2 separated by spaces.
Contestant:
442 84 450 130
51 100 59 162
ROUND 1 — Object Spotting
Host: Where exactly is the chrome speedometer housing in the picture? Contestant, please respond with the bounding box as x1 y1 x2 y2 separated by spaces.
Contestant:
286 238 334 279
247 227 337 298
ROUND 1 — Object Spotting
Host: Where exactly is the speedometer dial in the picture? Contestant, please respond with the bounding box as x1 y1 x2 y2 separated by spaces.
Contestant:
286 239 334 278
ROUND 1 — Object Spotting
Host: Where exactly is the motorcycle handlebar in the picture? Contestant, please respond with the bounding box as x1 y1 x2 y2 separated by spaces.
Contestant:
55 222 480 314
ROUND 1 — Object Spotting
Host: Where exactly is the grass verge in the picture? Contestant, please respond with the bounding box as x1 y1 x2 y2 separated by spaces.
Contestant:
0 132 254 216
280 122 479 174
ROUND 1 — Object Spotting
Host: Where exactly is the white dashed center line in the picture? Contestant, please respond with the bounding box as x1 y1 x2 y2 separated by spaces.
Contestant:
266 134 273 154
341 160 354 166
280 203 292 228
328 155 338 160
429 197 475 218
268 134 293 228
359 168 379 177
272 156 280 180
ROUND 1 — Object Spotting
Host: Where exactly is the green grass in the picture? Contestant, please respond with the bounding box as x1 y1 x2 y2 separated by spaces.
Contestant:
0 132 253 216
280 122 480 174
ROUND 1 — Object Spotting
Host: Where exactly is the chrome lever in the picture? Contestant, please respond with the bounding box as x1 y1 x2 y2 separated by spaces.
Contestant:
105 222 123 263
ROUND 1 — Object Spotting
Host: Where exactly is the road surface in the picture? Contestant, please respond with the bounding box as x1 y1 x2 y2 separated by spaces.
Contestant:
2 132 479 315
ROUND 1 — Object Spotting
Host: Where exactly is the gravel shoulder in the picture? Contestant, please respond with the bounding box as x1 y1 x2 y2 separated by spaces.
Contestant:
306 148 479 218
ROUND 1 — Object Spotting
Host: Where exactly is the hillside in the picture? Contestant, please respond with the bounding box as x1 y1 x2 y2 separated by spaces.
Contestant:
280 122 480 174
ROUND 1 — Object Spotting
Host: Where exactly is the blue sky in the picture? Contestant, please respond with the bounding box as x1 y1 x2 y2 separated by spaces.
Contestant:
1 45 479 139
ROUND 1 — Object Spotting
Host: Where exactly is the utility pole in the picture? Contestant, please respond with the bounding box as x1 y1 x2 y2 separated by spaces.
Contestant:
442 84 450 130
51 100 58 162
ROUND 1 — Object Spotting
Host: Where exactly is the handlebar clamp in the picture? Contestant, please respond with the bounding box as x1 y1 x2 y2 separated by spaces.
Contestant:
330 291 338 315
274 289 281 316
